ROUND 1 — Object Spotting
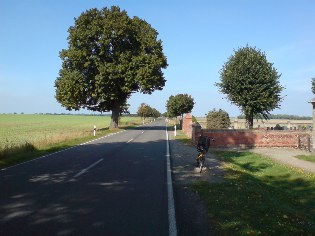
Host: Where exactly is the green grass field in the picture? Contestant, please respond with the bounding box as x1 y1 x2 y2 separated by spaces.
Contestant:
192 151 315 235
0 114 142 168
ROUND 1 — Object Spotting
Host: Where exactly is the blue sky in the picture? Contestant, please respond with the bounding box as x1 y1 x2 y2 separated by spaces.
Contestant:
1 0 315 117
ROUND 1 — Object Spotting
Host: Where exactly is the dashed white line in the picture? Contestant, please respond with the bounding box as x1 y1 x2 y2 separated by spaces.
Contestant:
127 139 133 143
73 158 104 179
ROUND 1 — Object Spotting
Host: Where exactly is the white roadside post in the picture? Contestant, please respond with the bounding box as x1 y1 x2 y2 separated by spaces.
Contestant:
174 125 176 137
93 124 96 136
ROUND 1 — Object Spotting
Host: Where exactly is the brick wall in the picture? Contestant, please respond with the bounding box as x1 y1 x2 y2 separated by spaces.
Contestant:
192 124 312 150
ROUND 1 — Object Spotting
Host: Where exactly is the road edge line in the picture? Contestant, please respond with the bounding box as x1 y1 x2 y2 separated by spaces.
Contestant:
166 125 178 236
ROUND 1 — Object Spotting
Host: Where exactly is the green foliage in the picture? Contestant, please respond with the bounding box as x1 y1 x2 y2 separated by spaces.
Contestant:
162 112 169 117
55 6 167 128
206 109 230 129
296 155 315 163
137 103 160 119
216 45 284 128
192 115 197 123
166 94 195 118
312 77 315 95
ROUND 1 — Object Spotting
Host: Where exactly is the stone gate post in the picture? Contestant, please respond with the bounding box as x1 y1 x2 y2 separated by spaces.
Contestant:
308 98 315 152
192 123 202 145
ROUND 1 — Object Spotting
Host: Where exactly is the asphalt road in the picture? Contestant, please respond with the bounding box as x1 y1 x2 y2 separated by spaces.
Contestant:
0 120 171 236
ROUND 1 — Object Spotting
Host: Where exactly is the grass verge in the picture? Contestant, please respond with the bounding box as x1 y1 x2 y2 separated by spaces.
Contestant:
167 124 192 145
0 124 139 169
295 155 315 163
175 130 193 145
191 150 315 235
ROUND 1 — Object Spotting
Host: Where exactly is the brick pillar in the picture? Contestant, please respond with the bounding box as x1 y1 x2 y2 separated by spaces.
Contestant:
183 113 193 137
309 99 315 152
192 123 202 145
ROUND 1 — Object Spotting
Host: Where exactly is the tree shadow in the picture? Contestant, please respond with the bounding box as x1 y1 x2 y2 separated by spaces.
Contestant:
193 150 315 235
0 137 170 235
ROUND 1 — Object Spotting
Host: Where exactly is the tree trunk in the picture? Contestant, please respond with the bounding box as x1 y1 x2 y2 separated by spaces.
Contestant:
246 113 254 129
180 114 183 130
110 104 120 129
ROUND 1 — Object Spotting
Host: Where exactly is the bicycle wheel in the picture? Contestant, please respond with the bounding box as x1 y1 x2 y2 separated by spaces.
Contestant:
199 157 205 173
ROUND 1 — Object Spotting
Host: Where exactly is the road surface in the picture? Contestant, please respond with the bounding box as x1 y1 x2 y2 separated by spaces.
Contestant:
0 120 174 236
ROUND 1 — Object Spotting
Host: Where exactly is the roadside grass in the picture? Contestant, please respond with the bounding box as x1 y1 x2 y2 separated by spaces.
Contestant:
295 154 315 163
0 114 142 169
191 150 315 235
167 124 192 145
175 130 193 145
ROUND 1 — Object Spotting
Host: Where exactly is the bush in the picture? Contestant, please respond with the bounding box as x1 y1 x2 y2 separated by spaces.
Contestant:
206 109 230 129
192 115 198 123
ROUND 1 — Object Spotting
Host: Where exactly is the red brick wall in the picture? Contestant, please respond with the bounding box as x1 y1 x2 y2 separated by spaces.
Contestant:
192 126 312 150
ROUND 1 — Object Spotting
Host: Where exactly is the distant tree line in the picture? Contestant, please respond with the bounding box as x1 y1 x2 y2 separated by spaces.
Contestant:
137 103 161 119
237 114 312 120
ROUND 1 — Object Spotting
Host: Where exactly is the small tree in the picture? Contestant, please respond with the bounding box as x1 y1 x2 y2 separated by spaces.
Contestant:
216 45 284 129
206 109 230 129
150 108 161 118
137 103 149 120
311 77 315 95
166 94 195 128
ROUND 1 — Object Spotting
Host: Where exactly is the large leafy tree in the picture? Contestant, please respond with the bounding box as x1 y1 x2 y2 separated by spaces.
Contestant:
166 94 195 128
55 6 167 128
216 45 284 129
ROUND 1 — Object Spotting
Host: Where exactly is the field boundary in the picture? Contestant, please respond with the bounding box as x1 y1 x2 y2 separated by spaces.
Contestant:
1 130 126 171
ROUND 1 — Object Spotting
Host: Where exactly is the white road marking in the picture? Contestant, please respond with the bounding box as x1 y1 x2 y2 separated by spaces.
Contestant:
166 126 177 236
127 139 133 143
72 158 103 179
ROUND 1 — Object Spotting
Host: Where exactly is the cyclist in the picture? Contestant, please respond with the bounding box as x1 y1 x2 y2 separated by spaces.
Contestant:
195 134 208 166
195 134 214 167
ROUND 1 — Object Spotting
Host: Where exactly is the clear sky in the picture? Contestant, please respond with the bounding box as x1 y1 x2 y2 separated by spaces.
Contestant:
1 0 315 117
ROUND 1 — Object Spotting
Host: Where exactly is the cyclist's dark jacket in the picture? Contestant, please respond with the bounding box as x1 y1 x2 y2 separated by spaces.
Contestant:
197 136 209 152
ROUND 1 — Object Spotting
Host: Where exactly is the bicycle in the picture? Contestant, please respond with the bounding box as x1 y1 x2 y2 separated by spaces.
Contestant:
195 136 214 173
196 146 206 173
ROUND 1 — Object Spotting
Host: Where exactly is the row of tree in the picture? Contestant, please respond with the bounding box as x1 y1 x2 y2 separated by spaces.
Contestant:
136 103 161 120
237 114 312 120
54 5 290 130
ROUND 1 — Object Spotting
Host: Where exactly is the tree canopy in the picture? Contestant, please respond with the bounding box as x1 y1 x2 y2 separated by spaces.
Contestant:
311 77 315 95
166 94 195 118
216 45 284 129
55 6 167 128
166 94 194 128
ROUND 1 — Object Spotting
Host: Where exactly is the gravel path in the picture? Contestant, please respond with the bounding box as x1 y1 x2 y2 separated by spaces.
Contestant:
250 147 315 173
